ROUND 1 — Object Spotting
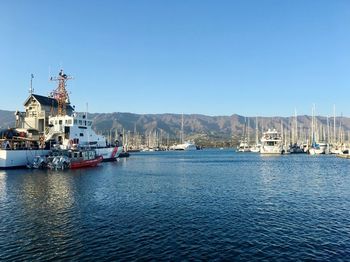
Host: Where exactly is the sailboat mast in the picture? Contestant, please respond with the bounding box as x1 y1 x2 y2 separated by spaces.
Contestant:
333 105 336 144
311 104 315 146
294 109 298 144
181 113 184 144
255 117 258 145
327 115 330 144
247 117 250 146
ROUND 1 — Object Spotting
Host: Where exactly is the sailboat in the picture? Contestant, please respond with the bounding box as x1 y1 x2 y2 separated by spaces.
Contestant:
250 117 261 153
289 110 305 154
237 118 251 152
169 114 197 151
308 105 329 155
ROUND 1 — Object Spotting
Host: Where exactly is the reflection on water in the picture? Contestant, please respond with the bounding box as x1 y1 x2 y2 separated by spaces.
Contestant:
0 171 7 201
1 151 350 260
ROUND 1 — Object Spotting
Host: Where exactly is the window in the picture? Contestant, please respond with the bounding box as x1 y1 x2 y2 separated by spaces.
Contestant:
80 133 84 137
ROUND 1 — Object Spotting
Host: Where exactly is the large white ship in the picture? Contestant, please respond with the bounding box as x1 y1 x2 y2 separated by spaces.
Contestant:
0 71 122 169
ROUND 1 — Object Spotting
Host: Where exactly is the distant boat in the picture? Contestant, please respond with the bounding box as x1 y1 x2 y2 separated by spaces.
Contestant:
289 143 305 154
170 141 197 151
308 105 329 155
260 129 285 154
250 117 261 153
237 139 251 152
309 142 329 155
336 151 350 159
170 114 197 151
237 117 251 152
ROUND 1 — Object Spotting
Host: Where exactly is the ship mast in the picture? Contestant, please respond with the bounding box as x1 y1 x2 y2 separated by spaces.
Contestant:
50 70 72 116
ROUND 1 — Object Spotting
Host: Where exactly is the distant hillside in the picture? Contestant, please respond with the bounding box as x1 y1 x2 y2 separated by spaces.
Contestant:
0 110 15 129
87 112 350 146
1 109 350 146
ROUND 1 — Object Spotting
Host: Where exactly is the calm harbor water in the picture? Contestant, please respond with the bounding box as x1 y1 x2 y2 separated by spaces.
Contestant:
1 150 350 261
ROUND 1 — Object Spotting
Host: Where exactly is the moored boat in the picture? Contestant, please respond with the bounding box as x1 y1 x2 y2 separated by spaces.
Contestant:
170 141 197 151
260 129 285 155
69 149 103 169
237 139 251 152
1 70 122 169
30 148 103 170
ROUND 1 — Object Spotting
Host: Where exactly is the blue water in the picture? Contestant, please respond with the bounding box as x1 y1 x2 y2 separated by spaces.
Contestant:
1 150 350 261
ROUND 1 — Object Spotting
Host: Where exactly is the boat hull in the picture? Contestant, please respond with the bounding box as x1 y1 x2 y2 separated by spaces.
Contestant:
260 146 284 154
70 155 103 169
0 149 50 169
337 153 350 159
170 143 197 151
95 146 123 161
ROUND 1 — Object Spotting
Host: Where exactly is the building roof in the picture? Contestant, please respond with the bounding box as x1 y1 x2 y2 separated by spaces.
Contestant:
24 94 74 111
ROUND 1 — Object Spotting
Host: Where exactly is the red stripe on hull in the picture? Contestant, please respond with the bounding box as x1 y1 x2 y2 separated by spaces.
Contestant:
70 156 103 169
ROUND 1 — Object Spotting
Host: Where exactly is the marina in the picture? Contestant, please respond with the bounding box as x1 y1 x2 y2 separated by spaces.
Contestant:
2 1 350 260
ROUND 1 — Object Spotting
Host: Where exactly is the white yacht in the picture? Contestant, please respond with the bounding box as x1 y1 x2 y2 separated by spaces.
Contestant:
170 141 197 151
170 114 197 151
237 139 251 152
260 129 285 155
309 142 329 155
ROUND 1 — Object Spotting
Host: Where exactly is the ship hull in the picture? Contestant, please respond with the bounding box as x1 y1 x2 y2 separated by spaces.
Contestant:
0 149 50 169
95 146 123 161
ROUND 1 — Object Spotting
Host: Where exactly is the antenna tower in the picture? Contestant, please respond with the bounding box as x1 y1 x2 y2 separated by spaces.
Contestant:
50 70 72 116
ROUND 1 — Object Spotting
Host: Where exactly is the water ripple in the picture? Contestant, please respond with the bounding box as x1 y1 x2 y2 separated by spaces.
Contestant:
1 151 350 260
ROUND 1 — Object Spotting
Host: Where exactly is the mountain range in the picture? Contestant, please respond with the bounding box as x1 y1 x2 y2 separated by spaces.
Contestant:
1 109 350 146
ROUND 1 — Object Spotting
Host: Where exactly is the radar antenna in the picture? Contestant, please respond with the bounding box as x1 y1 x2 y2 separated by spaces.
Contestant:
50 70 73 116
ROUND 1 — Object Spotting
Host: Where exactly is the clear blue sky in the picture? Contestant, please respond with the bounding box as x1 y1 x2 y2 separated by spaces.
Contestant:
1 0 349 117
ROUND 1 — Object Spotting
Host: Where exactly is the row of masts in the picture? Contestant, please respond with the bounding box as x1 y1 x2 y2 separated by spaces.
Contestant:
240 105 349 148
100 104 350 151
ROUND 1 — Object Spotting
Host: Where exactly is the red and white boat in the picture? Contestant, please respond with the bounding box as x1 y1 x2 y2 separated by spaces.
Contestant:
69 149 103 169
